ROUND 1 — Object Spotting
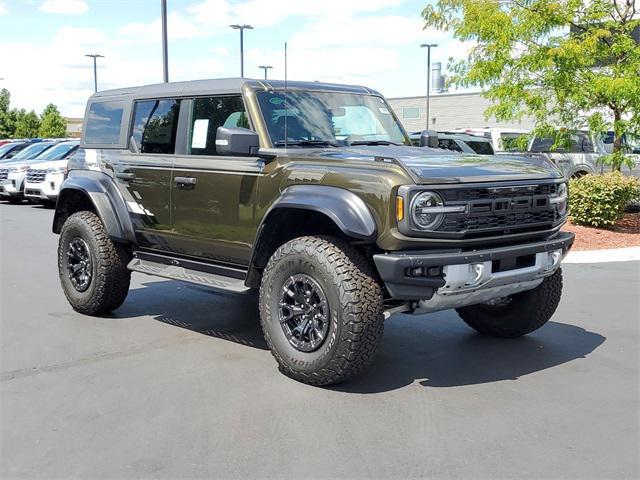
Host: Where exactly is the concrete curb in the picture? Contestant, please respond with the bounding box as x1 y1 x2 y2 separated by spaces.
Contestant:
564 246 640 264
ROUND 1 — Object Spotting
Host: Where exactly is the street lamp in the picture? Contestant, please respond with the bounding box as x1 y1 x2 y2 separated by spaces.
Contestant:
420 43 438 129
85 54 104 93
230 24 253 77
258 65 273 80
161 0 169 83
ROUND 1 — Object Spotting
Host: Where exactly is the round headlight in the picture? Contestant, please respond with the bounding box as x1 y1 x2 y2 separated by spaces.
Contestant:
410 191 444 230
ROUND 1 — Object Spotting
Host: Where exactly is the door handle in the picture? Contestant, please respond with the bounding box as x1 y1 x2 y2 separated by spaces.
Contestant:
116 171 135 181
174 176 197 189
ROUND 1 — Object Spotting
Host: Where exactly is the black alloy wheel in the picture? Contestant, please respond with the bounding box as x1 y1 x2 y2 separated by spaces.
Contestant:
278 274 330 352
67 237 92 292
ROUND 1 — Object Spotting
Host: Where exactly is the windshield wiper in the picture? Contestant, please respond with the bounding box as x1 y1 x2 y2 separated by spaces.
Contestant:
273 140 340 148
348 140 401 146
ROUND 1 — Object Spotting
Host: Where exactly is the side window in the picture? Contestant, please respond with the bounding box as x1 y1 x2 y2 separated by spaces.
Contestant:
438 138 462 152
85 101 125 145
188 96 249 155
131 99 180 154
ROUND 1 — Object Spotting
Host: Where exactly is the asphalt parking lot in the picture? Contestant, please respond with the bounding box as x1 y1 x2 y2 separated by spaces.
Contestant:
1 201 638 479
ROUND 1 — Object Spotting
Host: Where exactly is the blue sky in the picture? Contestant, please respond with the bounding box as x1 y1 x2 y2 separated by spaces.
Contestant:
0 0 471 117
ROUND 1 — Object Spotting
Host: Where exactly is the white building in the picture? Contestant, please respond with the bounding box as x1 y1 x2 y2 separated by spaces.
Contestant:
387 91 536 133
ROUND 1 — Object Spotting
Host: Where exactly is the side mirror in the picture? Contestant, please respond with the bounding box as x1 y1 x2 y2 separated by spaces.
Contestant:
419 129 439 148
216 126 259 156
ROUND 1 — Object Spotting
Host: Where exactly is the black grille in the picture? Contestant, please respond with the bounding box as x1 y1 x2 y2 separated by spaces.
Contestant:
26 169 46 183
433 183 563 237
440 209 559 232
0 169 7 181
441 184 558 202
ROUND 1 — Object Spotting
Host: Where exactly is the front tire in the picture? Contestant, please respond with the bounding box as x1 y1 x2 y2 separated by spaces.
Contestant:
259 236 384 386
456 269 563 338
58 211 131 315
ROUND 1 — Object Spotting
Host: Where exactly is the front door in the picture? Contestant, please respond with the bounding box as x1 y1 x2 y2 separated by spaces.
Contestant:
168 95 263 267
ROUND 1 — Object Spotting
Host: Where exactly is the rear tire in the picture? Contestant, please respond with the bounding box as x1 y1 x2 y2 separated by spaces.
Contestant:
456 269 563 338
58 211 131 315
259 236 384 386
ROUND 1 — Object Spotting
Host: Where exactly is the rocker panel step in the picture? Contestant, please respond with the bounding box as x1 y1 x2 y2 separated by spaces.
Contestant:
127 255 250 294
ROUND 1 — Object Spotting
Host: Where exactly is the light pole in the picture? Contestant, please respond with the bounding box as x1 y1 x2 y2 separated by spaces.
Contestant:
258 65 273 80
85 54 104 93
161 0 169 83
420 43 438 129
230 24 253 77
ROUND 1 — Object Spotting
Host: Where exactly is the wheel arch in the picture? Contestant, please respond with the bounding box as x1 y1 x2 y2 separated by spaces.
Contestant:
52 170 136 244
245 185 378 288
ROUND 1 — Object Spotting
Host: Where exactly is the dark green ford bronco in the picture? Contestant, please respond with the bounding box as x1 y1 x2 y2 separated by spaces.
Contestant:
53 78 574 385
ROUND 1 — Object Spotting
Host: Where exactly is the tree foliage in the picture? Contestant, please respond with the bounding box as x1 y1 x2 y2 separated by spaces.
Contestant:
0 90 67 139
39 103 67 138
14 110 41 138
423 0 640 170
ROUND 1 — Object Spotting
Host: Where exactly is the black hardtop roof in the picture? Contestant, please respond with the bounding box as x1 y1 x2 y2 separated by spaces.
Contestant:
89 78 381 102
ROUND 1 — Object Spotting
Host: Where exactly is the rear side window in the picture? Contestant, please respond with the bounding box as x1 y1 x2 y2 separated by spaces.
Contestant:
467 140 494 155
438 138 463 152
84 101 125 145
188 96 248 155
132 99 180 154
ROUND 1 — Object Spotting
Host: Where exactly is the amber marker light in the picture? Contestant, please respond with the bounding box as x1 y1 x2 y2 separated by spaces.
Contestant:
396 196 405 222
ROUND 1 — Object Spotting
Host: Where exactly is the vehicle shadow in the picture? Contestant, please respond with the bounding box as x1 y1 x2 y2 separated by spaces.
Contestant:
113 280 605 392
333 311 606 393
112 280 268 350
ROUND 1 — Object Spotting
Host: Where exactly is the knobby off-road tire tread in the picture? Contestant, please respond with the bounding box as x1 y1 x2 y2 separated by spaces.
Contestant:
259 236 384 386
58 211 131 315
456 268 563 338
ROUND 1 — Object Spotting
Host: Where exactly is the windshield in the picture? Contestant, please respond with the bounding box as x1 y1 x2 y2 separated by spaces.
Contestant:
34 143 78 161
256 91 408 147
0 143 20 157
11 142 55 160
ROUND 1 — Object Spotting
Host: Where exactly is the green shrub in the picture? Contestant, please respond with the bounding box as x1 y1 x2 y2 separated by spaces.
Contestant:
569 172 640 228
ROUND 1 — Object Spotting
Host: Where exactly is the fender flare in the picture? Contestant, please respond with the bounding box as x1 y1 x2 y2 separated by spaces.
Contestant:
53 170 136 243
264 184 377 241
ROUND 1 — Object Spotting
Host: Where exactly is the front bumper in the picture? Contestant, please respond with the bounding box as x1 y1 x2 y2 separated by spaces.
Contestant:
0 175 25 198
24 173 64 201
374 232 574 309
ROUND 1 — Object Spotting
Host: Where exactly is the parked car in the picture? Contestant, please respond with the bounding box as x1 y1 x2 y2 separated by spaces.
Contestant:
410 131 495 154
449 127 530 152
0 141 58 203
528 130 613 178
52 78 572 385
24 140 79 203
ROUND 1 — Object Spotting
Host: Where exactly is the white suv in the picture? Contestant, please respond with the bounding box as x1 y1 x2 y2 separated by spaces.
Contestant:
0 141 59 203
24 141 79 203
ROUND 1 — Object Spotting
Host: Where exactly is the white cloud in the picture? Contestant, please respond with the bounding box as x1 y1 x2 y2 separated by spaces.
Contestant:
39 0 88 14
0 3 8 15
118 11 203 43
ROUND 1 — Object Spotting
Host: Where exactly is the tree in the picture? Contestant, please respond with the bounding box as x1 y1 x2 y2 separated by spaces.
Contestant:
423 0 640 170
14 110 41 138
0 88 16 139
39 103 67 138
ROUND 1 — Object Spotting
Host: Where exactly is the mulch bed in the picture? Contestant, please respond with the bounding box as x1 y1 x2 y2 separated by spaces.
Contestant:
562 213 640 251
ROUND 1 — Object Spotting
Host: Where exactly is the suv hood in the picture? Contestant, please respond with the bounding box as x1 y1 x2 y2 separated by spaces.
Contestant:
26 159 68 170
295 145 563 183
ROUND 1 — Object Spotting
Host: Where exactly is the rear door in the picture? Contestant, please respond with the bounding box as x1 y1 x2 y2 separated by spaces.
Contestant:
167 95 263 266
116 98 180 251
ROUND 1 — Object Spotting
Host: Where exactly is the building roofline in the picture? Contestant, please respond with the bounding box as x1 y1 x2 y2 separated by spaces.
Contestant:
388 90 485 101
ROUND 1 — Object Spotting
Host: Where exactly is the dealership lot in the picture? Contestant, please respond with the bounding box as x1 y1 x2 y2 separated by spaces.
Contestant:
0 202 638 479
